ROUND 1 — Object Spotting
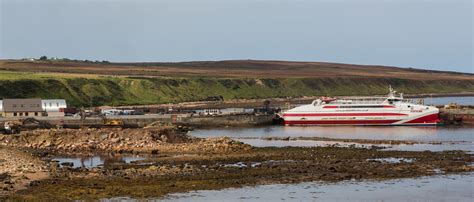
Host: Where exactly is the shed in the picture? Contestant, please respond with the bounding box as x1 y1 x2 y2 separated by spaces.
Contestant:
42 99 67 117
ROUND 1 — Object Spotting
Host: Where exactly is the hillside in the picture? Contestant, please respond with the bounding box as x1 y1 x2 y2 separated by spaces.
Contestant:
0 60 472 107
0 60 472 79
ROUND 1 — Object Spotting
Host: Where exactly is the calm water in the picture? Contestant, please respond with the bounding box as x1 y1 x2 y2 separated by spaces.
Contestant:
164 173 474 202
423 96 473 106
190 126 474 142
189 126 474 152
183 125 474 201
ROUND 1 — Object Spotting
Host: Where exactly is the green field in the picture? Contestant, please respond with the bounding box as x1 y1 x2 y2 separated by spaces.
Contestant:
0 70 472 107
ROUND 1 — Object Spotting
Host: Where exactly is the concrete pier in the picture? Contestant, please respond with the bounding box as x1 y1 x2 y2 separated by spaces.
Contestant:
439 107 474 125
0 114 275 129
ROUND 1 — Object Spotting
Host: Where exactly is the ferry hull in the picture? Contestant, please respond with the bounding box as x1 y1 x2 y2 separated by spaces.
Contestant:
283 113 440 126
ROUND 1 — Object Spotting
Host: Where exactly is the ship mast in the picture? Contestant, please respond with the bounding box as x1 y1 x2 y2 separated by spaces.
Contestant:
388 85 396 98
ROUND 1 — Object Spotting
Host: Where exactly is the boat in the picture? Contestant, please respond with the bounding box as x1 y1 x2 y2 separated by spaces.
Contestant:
281 87 440 126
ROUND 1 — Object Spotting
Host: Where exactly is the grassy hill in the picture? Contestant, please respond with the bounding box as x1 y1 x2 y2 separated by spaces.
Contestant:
0 60 472 107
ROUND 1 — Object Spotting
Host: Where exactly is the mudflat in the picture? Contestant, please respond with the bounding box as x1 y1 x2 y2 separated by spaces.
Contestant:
0 127 473 200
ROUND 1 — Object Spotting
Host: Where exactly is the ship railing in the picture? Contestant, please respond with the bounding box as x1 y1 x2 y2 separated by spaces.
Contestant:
330 100 386 105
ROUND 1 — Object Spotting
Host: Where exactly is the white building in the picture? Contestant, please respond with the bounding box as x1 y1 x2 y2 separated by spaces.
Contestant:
0 100 3 117
41 99 67 116
0 99 67 117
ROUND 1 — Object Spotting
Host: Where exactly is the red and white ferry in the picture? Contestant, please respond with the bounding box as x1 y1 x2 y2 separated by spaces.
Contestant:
282 87 440 126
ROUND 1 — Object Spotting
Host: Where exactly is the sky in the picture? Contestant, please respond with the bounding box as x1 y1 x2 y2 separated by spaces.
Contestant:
0 0 472 73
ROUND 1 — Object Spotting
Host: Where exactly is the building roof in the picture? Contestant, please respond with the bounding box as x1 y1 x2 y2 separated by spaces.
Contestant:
42 99 67 112
2 98 43 112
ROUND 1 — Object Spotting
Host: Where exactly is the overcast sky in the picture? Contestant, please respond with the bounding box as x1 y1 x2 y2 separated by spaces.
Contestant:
0 0 472 73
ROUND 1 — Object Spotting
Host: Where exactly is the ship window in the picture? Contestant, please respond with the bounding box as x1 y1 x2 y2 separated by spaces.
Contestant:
337 105 387 108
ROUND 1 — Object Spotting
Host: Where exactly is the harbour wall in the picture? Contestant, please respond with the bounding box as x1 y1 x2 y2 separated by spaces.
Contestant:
439 107 474 125
0 114 275 128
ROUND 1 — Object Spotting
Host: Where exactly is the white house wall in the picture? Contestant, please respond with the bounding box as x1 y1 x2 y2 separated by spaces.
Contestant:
41 99 67 112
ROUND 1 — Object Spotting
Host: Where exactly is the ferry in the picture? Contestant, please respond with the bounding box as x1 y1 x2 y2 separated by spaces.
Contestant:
282 87 440 126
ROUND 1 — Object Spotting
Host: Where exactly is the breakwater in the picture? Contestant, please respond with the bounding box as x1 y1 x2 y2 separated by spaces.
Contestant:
0 114 275 129
440 107 474 125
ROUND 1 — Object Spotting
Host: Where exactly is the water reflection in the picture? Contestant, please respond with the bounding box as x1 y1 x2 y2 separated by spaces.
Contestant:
52 155 145 169
190 126 474 142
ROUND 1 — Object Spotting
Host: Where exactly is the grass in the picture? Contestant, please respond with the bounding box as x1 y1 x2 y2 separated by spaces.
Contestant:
0 70 101 80
0 70 473 107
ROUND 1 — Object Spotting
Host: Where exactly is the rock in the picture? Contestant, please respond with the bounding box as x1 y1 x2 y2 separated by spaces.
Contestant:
29 180 40 186
0 173 10 181
160 135 168 142
60 162 74 167
110 137 121 143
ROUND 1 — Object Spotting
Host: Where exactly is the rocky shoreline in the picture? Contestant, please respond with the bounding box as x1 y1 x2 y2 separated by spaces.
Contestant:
0 147 48 197
0 127 249 155
0 127 473 200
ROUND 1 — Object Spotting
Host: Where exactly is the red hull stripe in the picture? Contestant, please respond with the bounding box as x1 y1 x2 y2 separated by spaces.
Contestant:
285 120 400 125
405 113 440 124
283 113 407 117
